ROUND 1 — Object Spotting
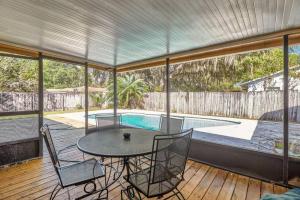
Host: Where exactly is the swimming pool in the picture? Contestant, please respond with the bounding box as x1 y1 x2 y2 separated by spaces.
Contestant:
88 113 239 131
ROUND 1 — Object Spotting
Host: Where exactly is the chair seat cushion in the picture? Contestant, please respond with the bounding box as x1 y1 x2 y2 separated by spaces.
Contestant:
260 188 300 200
126 166 181 198
58 158 104 187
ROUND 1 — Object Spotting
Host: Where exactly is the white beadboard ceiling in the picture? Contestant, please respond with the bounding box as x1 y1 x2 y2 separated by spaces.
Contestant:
0 0 300 66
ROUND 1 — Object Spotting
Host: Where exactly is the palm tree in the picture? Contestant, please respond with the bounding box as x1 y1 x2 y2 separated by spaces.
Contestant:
106 75 149 108
90 93 105 108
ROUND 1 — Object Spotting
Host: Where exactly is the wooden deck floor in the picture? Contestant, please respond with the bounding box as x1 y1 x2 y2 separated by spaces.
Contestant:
0 123 288 200
0 152 288 200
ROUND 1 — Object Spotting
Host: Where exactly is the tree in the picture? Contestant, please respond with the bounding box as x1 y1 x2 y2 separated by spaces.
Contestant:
43 60 85 89
170 55 240 92
0 47 299 93
106 75 149 108
123 66 166 92
0 57 38 92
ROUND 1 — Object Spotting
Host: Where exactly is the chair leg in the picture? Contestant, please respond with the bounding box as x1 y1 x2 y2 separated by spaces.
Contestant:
121 189 126 200
172 188 185 200
163 188 185 200
97 188 108 200
50 183 62 200
121 186 142 200
50 184 58 200
67 188 71 200
75 181 97 200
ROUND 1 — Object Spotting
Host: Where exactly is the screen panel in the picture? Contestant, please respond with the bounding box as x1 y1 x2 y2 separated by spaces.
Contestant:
87 68 113 131
117 65 167 131
0 114 39 144
288 34 300 186
0 56 38 112
43 59 85 147
0 55 40 165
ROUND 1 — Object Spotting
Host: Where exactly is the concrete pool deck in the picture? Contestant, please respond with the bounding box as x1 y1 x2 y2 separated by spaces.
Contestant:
40 109 300 155
1 109 299 158
46 109 257 140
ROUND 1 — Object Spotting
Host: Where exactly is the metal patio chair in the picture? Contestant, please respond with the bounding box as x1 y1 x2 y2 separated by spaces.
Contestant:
41 124 107 200
133 115 185 169
160 115 184 134
95 114 121 131
46 122 84 163
122 128 193 200
95 114 122 163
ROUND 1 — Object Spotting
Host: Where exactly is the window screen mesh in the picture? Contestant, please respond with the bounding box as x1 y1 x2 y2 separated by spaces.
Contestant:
0 115 39 144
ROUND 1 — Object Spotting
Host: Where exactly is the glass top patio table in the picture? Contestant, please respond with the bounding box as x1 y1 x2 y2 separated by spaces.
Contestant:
77 128 161 158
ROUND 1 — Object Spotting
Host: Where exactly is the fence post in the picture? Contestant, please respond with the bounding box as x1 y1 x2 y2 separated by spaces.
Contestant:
62 95 65 111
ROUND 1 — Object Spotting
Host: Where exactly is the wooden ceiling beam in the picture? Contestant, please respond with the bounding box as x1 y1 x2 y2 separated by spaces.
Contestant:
0 43 38 58
88 63 114 71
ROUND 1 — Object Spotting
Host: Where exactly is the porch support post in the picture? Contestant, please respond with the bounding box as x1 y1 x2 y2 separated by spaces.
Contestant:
38 52 43 156
85 62 88 135
283 34 289 184
113 68 117 117
166 58 170 133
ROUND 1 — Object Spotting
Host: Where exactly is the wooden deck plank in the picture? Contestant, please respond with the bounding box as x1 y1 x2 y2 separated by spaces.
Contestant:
245 178 261 200
202 170 228 200
1 174 57 199
0 154 84 198
216 173 238 200
231 175 249 200
188 167 219 199
179 164 210 199
260 182 274 197
273 184 288 194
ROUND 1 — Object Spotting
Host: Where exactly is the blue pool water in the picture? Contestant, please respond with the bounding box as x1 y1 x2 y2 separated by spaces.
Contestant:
88 113 239 131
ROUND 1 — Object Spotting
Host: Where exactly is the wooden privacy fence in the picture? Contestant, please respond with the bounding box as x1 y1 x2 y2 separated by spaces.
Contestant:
144 91 300 122
0 92 39 112
44 92 86 111
0 92 99 112
2 91 300 122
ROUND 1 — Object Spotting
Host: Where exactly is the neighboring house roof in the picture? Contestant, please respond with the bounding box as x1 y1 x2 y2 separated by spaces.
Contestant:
238 65 300 87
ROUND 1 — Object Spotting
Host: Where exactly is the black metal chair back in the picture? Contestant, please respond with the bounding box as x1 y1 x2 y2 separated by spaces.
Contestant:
40 124 60 172
160 115 184 134
95 114 121 130
41 125 107 199
149 128 193 192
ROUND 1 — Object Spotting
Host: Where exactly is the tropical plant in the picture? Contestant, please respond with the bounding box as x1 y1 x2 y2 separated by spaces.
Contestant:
90 93 105 108
106 75 149 108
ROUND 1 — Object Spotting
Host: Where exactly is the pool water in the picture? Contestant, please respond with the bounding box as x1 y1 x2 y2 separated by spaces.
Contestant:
121 114 160 130
89 113 239 131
